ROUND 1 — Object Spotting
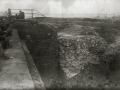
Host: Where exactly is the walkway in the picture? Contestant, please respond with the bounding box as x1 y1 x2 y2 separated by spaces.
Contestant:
0 29 45 90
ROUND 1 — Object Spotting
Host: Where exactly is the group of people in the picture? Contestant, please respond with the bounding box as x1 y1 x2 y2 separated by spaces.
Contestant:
0 23 13 59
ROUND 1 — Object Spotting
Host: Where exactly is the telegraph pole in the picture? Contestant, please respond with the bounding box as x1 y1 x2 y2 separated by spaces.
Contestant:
31 9 34 20
8 8 11 22
97 13 99 18
105 12 107 18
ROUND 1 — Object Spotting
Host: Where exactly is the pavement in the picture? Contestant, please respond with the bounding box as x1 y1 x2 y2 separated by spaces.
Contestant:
0 29 45 90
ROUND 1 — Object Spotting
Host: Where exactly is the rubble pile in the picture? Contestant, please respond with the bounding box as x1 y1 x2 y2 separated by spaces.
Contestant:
58 32 108 87
57 23 120 89
56 23 119 89
68 45 120 89
58 35 106 68
15 20 120 89
58 24 99 36
14 21 120 89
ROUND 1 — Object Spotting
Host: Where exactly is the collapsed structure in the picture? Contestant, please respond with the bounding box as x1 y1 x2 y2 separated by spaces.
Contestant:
57 24 120 89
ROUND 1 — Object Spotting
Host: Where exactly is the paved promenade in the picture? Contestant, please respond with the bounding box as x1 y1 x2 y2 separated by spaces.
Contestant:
0 29 44 90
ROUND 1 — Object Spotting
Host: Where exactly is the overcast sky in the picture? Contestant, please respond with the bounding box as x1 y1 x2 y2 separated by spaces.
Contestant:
0 0 120 17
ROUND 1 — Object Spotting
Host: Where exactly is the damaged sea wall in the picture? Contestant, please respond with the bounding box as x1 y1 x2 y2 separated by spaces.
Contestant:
15 23 120 89
58 34 105 75
57 32 109 88
15 21 120 89
57 24 120 89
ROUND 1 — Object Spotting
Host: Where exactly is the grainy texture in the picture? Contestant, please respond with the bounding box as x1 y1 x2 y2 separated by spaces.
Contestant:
0 29 35 90
58 28 108 88
15 20 120 90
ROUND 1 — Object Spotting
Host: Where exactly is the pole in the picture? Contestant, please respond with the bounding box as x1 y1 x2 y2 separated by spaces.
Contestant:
8 9 11 23
31 9 34 20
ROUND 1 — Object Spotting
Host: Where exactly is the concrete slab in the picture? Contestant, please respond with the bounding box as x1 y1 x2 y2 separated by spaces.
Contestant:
0 29 35 90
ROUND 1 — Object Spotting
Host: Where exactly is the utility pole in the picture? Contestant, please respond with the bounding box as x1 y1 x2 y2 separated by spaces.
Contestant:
113 13 115 17
31 9 34 20
8 8 11 23
105 12 107 18
97 13 99 18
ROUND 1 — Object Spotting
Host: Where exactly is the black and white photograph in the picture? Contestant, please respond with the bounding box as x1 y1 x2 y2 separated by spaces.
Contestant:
0 0 120 90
